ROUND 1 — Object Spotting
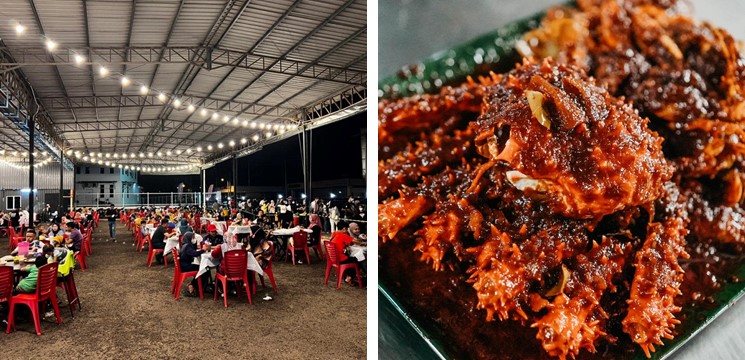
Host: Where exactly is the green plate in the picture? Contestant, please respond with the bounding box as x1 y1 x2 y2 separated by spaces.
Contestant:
378 9 745 360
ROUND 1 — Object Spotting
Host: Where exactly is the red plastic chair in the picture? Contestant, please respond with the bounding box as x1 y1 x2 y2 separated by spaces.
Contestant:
147 240 167 268
9 236 23 252
6 262 63 335
82 231 92 256
310 230 324 261
138 233 150 252
75 251 88 272
253 242 278 293
171 249 203 300
324 241 362 289
286 232 310 265
214 250 252 307
0 266 13 310
57 268 81 318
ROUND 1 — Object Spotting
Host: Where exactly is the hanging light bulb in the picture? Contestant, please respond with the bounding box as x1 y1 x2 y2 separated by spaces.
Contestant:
196 147 202 152
46 39 57 51
15 24 25 35
200 108 208 117
65 149 73 155
173 99 181 108
217 143 224 149
175 150 181 155
265 132 272 138
242 120 248 127
186 148 192 154
156 151 163 157
105 153 111 158
99 66 109 77
252 134 259 141
121 153 127 159
157 93 167 102
207 145 213 151
166 150 172 156
250 121 257 129
228 140 235 147
113 153 119 158
212 113 219 120
121 77 131 87
232 118 239 125
74 54 85 65
240 138 247 144
223 115 230 123
259 123 266 129
187 104 195 112
147 152 153 158
140 85 149 95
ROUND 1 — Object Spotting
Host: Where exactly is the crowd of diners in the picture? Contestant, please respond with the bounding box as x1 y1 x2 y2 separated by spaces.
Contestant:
124 196 367 296
1 208 97 329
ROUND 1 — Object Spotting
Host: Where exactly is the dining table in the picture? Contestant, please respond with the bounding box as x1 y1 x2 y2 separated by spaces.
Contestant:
271 226 313 259
347 245 367 262
195 251 264 278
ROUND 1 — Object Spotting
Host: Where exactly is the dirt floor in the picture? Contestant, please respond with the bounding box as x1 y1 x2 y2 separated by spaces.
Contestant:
0 223 366 359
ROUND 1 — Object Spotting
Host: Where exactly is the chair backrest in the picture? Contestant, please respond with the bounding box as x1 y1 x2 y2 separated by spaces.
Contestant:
0 266 13 303
222 250 248 278
292 232 308 249
37 262 59 299
324 241 339 266
171 248 182 273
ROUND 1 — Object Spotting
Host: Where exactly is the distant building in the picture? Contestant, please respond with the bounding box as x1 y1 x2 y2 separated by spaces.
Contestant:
74 165 140 207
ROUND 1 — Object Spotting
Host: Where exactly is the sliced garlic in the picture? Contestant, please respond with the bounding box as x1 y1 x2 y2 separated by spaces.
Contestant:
545 264 570 297
506 170 549 192
525 90 551 129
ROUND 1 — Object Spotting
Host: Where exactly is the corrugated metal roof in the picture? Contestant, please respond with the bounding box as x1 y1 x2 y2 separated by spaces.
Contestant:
0 0 366 168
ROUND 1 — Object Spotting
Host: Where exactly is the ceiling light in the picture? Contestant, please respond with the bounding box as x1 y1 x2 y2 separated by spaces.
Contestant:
187 104 195 112
147 152 153 158
250 121 257 128
223 115 230 122
228 140 235 147
65 149 73 155
113 153 119 158
140 85 149 95
175 150 181 155
15 24 25 35
207 145 213 151
259 123 266 129
265 132 272 138
46 39 57 51
156 151 163 157
157 93 167 102
196 147 202 152
99 66 109 77
200 108 208 117
105 153 111 158
97 152 103 157
252 135 259 141
121 77 130 87
173 99 181 108
217 143 224 149
212 113 219 120
186 148 192 154
166 150 172 156
240 138 247 144
242 120 248 127
74 54 85 65
232 118 239 125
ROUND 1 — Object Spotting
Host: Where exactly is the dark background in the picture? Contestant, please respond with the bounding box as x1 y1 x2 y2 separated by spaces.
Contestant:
138 112 366 193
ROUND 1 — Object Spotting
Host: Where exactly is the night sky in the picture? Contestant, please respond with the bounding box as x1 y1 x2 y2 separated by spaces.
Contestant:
138 112 367 194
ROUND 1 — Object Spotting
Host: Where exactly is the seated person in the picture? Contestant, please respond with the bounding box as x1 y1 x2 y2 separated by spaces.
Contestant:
151 219 175 263
11 229 44 255
177 219 193 235
15 255 48 294
248 221 267 252
47 223 65 238
178 232 206 297
202 224 224 246
64 221 84 253
330 221 364 284
307 214 323 246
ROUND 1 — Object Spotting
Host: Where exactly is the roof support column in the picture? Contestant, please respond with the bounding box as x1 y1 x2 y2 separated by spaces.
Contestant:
28 111 35 223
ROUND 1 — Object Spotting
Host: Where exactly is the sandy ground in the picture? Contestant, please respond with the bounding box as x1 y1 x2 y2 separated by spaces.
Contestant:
0 223 366 359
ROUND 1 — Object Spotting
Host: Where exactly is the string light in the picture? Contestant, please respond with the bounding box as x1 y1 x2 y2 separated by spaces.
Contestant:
11 24 307 163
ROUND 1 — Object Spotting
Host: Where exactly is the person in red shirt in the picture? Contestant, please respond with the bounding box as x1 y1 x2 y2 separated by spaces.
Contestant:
329 221 362 285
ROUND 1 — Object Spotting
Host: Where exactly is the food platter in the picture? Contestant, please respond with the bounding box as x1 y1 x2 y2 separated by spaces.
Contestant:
378 4 745 359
